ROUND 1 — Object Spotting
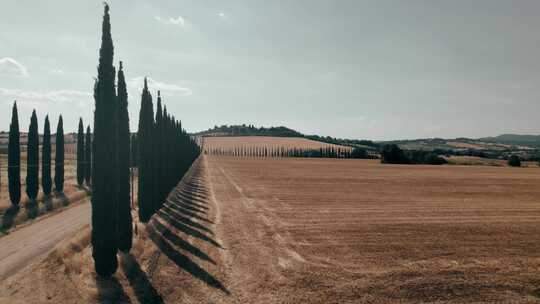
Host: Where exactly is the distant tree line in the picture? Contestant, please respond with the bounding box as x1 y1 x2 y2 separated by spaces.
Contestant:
196 124 379 150
91 4 200 277
380 144 447 165
200 124 304 137
204 146 375 159
6 102 87 215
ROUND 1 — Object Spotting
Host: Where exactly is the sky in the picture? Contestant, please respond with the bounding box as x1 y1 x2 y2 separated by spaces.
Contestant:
1 0 540 140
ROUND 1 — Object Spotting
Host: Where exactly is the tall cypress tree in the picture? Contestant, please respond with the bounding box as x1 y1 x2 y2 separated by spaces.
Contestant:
117 61 132 252
85 125 92 186
42 115 52 196
77 118 85 186
154 91 164 211
92 3 118 276
137 78 154 222
55 115 64 193
8 101 21 207
26 110 39 200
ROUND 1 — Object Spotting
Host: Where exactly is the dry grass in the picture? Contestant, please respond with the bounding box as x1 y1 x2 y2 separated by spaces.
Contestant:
202 136 351 154
199 156 540 303
445 155 539 167
3 156 540 303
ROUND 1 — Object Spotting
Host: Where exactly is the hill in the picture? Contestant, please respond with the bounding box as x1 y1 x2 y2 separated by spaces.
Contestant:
196 125 303 137
479 134 540 148
195 125 379 150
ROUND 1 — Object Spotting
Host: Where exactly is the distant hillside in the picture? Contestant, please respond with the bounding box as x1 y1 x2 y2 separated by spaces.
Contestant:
195 124 379 150
196 125 303 137
480 134 540 148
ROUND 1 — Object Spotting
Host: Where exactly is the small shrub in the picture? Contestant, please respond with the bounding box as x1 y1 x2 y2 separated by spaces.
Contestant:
423 153 447 165
508 155 521 167
380 144 409 164
350 148 368 159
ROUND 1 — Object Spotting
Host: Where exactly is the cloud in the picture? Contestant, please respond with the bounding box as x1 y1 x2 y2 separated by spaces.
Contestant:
49 69 65 75
155 15 186 26
0 88 91 103
218 12 226 19
0 58 29 77
169 16 185 26
127 77 192 96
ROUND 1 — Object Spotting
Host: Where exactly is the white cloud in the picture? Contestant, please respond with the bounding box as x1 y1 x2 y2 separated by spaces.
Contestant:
218 12 226 18
0 88 91 103
127 77 192 96
155 15 187 26
169 16 185 26
0 58 29 77
49 69 65 75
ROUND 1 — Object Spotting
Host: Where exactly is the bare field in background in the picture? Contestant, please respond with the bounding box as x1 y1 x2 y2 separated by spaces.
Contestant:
445 155 539 167
200 156 540 303
202 136 351 153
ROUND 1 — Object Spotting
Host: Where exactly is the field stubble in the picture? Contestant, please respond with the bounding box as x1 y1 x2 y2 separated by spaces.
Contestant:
204 156 540 303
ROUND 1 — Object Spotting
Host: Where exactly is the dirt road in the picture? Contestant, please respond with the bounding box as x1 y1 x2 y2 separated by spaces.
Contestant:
0 200 90 281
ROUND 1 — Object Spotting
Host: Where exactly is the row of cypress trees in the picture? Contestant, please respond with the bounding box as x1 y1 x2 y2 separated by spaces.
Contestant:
7 102 68 209
205 146 354 158
91 4 200 277
137 87 201 223
76 118 93 187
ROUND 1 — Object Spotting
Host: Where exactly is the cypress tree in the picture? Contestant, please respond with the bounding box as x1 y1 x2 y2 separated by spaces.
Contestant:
26 110 39 200
55 115 64 192
91 3 118 277
154 91 164 210
85 125 92 185
77 118 85 186
137 78 155 222
42 115 52 196
8 102 21 207
117 61 132 253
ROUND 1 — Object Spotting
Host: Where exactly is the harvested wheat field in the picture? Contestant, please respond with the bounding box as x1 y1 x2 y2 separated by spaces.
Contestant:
3 156 540 303
202 136 351 153
190 156 540 303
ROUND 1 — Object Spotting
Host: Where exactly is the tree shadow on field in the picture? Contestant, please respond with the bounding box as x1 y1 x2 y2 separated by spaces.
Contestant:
1 205 20 230
171 190 209 210
155 209 222 248
182 183 209 197
159 207 214 235
44 195 54 211
164 202 213 224
120 253 164 304
147 167 229 295
95 275 131 303
147 220 229 294
56 192 69 206
26 199 39 219
149 219 216 264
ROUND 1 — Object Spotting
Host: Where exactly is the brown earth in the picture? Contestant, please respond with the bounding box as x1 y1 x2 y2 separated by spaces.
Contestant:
202 136 351 154
445 155 539 168
3 156 540 303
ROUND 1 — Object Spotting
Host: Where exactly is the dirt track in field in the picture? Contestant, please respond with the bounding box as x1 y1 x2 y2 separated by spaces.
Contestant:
0 199 90 281
138 156 540 303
